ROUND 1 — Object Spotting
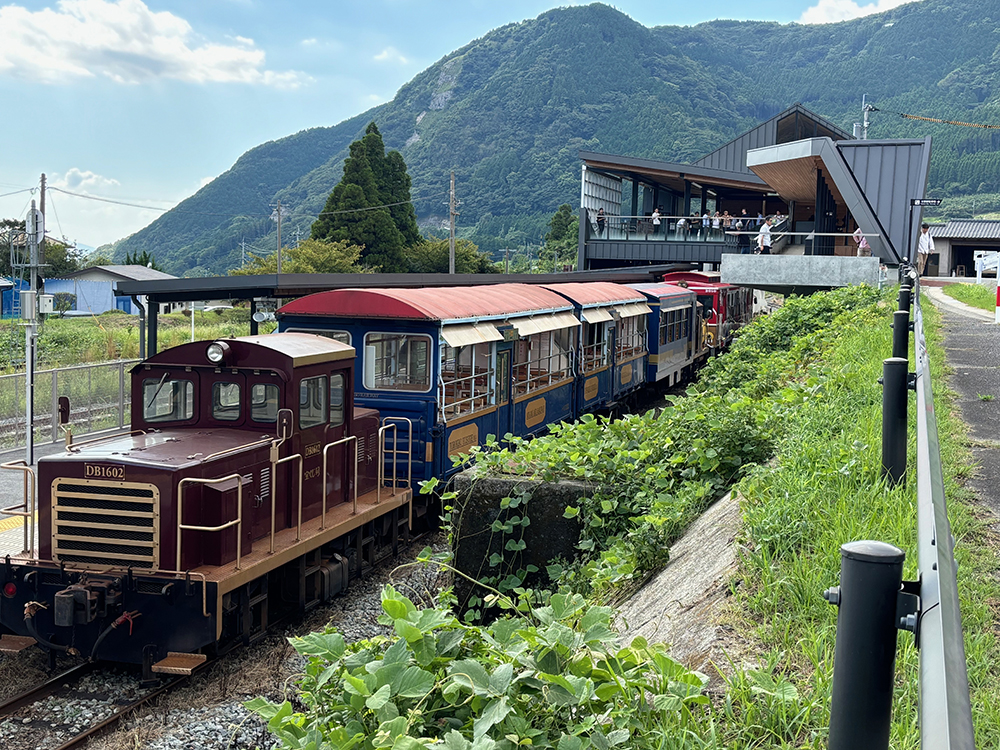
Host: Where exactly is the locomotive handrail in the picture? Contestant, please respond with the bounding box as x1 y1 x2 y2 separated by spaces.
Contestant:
270 451 303 552
176 474 244 572
377 424 396 504
322 436 359 521
0 460 36 557
381 416 413 491
66 429 147 453
199 437 273 463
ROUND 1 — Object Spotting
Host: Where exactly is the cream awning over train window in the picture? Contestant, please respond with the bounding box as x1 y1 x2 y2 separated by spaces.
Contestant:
581 307 614 324
511 311 581 336
614 302 652 318
440 323 504 348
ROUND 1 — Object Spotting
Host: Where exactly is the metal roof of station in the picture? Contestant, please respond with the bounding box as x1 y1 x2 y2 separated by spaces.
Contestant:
278 284 573 323
627 282 697 300
928 219 1000 240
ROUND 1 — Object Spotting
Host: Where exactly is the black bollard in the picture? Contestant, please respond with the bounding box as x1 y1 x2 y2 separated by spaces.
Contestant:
898 285 912 313
891 310 910 360
881 357 908 485
826 540 905 750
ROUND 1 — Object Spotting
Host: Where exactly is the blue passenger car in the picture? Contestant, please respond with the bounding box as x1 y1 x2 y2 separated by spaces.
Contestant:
541 282 650 412
277 284 581 481
627 283 703 386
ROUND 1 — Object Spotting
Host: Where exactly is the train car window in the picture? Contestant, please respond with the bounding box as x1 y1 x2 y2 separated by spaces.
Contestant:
616 314 646 359
251 383 280 423
330 373 345 427
286 328 351 346
582 322 608 373
299 376 329 429
696 294 714 317
363 333 431 391
659 312 669 346
212 382 242 422
142 377 194 423
440 342 494 420
513 331 572 396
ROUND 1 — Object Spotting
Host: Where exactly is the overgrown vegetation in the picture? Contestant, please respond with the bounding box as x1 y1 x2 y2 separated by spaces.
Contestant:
942 281 997 311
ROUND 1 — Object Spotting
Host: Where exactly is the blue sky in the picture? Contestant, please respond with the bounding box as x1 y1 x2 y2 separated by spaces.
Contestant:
0 0 917 250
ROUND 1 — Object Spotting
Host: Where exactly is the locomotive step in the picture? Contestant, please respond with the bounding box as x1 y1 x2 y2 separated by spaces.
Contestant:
151 652 208 675
0 634 36 653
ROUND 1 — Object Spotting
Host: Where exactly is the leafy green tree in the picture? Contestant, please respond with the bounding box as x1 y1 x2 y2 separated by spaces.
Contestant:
43 241 82 278
124 249 162 271
231 238 368 275
540 203 579 272
406 239 499 273
311 122 422 273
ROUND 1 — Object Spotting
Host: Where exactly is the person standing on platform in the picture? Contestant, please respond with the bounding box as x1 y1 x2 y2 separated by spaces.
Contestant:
756 217 773 254
853 227 871 257
917 222 935 275
736 220 751 253
651 207 662 236
596 208 606 237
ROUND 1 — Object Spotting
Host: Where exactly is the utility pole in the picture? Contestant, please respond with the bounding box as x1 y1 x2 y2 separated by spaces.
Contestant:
24 198 43 465
241 237 247 268
276 198 282 274
449 171 458 274
39 173 46 272
504 248 510 274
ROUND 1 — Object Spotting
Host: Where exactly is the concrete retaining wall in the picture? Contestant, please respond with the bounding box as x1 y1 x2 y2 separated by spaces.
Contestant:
451 471 590 613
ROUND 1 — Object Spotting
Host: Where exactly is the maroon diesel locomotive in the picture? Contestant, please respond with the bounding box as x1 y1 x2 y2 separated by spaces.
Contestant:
0 333 412 674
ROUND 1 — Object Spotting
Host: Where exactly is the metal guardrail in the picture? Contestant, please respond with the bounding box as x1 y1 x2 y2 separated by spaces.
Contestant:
825 270 975 749
0 359 138 451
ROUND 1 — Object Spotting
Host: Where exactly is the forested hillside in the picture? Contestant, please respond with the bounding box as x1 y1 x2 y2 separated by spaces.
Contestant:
110 0 1000 276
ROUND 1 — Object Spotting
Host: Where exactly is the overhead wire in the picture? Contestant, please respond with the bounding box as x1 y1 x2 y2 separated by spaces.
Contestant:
871 106 1000 130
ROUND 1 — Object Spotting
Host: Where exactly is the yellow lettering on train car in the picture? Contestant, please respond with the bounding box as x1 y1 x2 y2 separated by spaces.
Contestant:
304 442 322 458
584 377 599 401
525 398 546 428
620 364 633 385
447 424 479 458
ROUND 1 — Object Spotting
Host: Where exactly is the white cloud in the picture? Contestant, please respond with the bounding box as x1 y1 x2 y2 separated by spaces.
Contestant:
301 37 318 46
374 46 408 65
56 168 119 192
0 0 311 88
799 0 916 24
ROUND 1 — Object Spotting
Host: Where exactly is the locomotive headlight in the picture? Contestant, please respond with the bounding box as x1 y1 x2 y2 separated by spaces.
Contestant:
206 341 231 365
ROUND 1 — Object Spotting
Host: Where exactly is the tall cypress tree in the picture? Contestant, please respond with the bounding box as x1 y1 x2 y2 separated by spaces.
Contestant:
311 140 405 272
311 122 419 272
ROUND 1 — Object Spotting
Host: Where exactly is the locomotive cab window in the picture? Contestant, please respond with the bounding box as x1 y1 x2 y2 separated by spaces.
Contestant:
363 333 431 391
299 375 329 429
212 382 242 421
251 383 280 423
142 376 194 423
330 373 345 427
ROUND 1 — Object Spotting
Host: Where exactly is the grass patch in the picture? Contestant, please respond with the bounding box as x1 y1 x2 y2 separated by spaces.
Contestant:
942 281 997 312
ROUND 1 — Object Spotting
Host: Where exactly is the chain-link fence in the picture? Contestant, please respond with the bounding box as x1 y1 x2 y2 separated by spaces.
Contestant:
0 360 138 451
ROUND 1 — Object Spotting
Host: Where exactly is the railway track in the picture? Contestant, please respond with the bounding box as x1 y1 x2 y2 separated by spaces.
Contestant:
0 660 201 750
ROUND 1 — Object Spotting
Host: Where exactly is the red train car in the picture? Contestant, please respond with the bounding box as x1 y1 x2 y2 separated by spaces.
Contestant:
0 333 411 672
659 271 752 349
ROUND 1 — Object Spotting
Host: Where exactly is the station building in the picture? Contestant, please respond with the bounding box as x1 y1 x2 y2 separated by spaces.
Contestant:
577 103 933 274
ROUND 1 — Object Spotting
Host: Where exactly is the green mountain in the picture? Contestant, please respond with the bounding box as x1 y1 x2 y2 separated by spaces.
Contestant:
111 0 1000 276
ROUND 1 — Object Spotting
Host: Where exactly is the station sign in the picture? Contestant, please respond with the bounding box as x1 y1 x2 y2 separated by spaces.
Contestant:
910 198 943 207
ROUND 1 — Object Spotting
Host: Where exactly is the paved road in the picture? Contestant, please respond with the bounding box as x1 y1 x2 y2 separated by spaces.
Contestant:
923 285 1000 517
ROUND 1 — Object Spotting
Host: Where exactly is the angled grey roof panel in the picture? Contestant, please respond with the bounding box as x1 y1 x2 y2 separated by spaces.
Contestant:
838 138 932 262
695 103 850 175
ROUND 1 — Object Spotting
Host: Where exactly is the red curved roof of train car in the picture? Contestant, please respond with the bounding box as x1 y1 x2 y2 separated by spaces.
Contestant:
278 283 573 322
627 282 696 300
541 282 646 306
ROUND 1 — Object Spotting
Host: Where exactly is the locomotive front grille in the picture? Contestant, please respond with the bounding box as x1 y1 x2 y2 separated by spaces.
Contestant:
51 479 160 569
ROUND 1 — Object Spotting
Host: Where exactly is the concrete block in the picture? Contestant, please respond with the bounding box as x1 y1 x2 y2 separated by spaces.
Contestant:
721 253 881 295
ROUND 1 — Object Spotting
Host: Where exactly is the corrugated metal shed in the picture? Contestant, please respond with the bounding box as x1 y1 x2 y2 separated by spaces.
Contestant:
541 282 646 307
928 220 1000 240
278 284 573 323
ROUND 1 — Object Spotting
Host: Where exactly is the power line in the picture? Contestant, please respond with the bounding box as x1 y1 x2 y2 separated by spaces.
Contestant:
0 187 34 200
872 106 1000 130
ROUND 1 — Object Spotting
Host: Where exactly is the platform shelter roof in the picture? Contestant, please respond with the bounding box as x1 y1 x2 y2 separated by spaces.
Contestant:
278 284 573 324
627 282 697 300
